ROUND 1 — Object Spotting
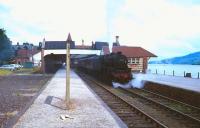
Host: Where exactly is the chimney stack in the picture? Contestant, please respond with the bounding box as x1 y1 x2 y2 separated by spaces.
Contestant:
91 41 94 49
82 39 84 46
116 36 119 43
115 36 120 46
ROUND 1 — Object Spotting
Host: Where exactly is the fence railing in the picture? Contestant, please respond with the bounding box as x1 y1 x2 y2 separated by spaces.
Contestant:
150 69 200 79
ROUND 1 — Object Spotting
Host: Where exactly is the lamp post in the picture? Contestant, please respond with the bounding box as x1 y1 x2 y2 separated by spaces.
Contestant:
66 33 72 106
41 38 45 73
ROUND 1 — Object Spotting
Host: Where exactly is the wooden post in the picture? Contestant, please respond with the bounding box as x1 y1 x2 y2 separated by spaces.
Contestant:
41 38 45 74
156 69 157 74
173 70 174 76
198 72 199 79
184 71 185 77
66 33 71 106
164 70 165 75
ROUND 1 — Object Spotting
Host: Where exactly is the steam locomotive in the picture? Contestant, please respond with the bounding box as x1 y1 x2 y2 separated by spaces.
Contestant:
77 52 132 84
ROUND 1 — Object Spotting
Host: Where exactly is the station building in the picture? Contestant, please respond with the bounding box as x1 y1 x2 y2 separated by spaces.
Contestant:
101 36 157 73
36 34 156 73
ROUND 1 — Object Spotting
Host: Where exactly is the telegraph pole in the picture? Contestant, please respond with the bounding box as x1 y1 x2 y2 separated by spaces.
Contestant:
66 33 72 106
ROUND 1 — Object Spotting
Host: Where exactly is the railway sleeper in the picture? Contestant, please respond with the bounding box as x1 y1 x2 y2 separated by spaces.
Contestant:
123 89 200 125
122 119 155 128
132 89 200 120
119 115 144 120
116 112 138 116
109 107 131 110
132 123 155 128
81 74 167 128
115 90 199 127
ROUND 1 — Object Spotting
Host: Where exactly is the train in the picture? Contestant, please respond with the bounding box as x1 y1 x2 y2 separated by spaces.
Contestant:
77 52 132 84
44 54 65 73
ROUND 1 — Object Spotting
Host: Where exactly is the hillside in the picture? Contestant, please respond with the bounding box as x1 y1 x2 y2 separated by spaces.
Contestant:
149 51 200 65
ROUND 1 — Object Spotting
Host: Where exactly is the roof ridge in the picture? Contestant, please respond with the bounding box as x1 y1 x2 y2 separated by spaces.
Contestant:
45 41 66 42
113 46 142 48
111 46 157 57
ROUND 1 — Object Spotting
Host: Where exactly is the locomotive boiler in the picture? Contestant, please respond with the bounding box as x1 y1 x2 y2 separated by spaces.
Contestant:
77 52 132 84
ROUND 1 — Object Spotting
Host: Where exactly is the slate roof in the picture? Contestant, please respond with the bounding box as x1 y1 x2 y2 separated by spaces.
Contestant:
75 45 92 49
45 41 75 49
94 41 109 50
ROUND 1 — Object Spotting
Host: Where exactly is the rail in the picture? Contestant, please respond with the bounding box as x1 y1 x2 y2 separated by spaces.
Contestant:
78 72 168 128
119 87 200 127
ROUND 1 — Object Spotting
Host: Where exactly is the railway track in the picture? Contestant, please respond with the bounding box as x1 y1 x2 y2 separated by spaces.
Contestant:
122 88 200 122
79 73 167 128
118 88 200 128
78 72 200 128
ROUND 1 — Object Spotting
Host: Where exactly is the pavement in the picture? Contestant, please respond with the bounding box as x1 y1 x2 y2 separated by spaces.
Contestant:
14 68 127 128
133 73 200 93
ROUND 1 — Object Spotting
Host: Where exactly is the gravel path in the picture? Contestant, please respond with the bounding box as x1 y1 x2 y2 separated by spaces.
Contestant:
0 74 52 127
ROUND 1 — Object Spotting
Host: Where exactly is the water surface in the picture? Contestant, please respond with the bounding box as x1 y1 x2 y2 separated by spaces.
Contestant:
148 64 200 78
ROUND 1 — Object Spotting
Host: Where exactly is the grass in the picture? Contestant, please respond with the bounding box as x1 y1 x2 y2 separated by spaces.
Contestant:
0 67 42 76
4 111 18 118
32 67 42 73
0 69 12 76
13 67 42 74
15 92 21 97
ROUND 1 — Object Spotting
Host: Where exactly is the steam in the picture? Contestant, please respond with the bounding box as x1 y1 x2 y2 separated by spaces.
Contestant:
131 74 146 88
112 82 132 88
112 74 146 89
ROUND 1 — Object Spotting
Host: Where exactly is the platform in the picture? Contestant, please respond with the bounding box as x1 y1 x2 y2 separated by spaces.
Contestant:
133 73 200 93
14 69 126 128
132 73 200 107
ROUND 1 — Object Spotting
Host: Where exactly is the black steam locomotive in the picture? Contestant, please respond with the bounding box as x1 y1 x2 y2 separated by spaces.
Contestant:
77 52 132 84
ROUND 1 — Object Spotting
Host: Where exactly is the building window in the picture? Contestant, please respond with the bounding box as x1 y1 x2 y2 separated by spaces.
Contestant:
128 58 140 64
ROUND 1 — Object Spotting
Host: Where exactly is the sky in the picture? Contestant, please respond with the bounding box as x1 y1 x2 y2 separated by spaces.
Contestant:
1 0 200 60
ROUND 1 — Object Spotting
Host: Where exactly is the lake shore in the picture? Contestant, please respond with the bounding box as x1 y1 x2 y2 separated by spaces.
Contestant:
148 64 200 78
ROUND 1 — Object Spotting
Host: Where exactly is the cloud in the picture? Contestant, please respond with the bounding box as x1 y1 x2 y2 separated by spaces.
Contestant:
1 0 200 58
109 0 200 58
0 0 107 44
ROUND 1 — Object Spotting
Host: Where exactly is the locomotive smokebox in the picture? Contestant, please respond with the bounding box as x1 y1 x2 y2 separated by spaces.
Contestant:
117 51 122 55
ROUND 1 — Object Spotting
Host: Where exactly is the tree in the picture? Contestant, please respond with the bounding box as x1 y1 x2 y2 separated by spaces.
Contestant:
0 28 14 63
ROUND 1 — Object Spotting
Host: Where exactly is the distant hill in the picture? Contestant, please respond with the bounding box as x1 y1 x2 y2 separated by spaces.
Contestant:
149 51 200 65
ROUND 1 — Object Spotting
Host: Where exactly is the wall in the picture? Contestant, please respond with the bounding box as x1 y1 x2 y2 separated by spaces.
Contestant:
143 57 148 72
128 58 143 72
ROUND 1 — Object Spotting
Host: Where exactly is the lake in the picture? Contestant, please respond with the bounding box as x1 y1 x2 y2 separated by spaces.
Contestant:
147 64 200 78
